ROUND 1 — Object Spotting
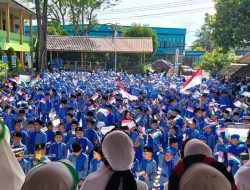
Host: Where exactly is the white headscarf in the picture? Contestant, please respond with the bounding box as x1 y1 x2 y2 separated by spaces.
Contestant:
235 160 250 190
179 163 231 190
184 138 212 157
81 130 148 190
21 160 76 190
0 122 25 190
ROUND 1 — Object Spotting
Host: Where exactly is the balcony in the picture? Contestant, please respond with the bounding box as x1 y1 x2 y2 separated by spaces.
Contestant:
0 29 32 52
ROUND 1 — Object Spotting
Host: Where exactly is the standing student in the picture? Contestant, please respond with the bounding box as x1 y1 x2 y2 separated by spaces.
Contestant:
68 141 89 188
49 131 68 161
89 146 102 174
137 146 157 190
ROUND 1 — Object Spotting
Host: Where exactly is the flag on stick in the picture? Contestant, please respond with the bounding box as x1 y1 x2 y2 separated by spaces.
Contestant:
182 68 202 90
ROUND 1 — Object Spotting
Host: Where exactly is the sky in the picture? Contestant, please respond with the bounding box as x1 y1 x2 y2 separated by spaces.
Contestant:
97 0 216 47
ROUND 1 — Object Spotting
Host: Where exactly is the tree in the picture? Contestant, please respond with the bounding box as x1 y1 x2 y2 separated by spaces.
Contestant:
0 61 8 82
194 51 239 71
47 22 68 35
47 0 67 25
207 0 250 52
35 0 49 71
123 24 158 54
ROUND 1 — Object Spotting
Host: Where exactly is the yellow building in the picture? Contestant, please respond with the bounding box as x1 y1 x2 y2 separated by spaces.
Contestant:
0 0 35 67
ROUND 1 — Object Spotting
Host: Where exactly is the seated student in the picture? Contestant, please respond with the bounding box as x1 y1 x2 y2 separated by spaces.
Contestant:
168 137 181 164
66 121 78 143
159 148 175 190
11 119 29 147
64 113 74 132
28 119 47 154
3 105 15 131
11 131 28 155
58 122 67 143
28 143 51 170
184 118 200 139
131 156 140 178
15 149 29 175
84 119 99 146
49 131 68 161
66 127 93 155
45 121 55 154
89 146 102 174
203 125 216 152
68 141 89 188
137 146 157 190
27 120 34 136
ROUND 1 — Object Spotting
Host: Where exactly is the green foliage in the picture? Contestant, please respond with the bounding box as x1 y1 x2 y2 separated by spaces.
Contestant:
0 61 8 82
123 24 158 54
135 63 152 74
0 47 4 58
47 22 68 35
207 0 250 52
194 51 239 71
5 47 20 69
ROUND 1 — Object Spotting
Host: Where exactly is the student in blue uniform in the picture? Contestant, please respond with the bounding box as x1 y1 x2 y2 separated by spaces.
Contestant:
11 131 28 155
15 149 29 175
49 131 68 161
84 119 99 146
45 121 55 154
89 146 102 174
38 93 53 124
131 157 140 178
58 100 68 121
66 127 93 155
28 119 47 154
137 146 157 190
185 118 200 139
68 141 89 188
203 125 216 152
168 137 181 164
159 148 175 190
57 122 68 143
11 119 29 147
3 105 15 131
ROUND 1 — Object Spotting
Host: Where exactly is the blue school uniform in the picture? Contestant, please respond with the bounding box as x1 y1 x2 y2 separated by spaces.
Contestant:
18 158 29 175
29 130 47 154
66 137 93 155
89 158 102 174
11 130 29 147
139 158 157 190
38 101 53 124
49 142 68 161
84 129 98 145
159 159 175 190
68 151 89 180
131 159 139 177
3 113 16 131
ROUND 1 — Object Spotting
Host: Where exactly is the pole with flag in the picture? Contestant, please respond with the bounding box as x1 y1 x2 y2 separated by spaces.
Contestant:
181 68 202 91
113 23 117 72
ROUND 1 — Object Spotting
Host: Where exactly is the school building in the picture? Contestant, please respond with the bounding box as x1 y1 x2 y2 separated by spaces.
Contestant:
0 0 35 67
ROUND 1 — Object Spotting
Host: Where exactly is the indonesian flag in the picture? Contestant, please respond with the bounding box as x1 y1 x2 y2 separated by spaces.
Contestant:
186 107 194 113
9 96 14 102
1 96 7 101
9 76 21 84
167 67 172 76
112 24 117 44
121 120 131 127
109 97 116 105
218 151 224 162
216 127 226 135
40 98 47 104
92 93 99 101
17 90 24 96
182 68 202 90
118 79 138 101
98 108 110 117
118 107 126 114
234 101 242 108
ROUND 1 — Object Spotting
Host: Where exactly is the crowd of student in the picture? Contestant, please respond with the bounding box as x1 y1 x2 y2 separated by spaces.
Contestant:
0 69 250 190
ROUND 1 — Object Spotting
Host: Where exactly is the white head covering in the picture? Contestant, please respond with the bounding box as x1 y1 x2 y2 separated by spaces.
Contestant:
102 130 134 171
235 160 250 190
21 160 76 190
179 163 231 190
184 138 212 157
80 130 148 190
0 122 25 190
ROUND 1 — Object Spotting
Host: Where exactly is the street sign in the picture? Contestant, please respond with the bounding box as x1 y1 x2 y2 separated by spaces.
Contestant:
2 55 7 64
11 55 16 67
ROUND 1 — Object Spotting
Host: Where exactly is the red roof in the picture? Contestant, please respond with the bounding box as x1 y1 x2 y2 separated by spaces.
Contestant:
47 35 153 53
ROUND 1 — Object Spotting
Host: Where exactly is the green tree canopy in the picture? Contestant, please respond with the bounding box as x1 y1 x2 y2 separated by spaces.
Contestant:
123 24 158 54
206 0 250 52
194 51 239 71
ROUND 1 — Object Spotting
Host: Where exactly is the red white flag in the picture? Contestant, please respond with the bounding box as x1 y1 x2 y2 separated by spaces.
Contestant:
40 98 46 104
98 108 110 117
17 90 24 96
167 67 172 76
118 79 138 101
186 107 194 113
91 94 99 101
112 24 117 44
121 120 131 127
182 68 202 90
118 107 126 114
109 97 116 105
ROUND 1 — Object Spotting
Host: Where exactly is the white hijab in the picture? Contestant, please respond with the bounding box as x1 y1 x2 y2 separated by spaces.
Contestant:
235 160 250 190
179 163 231 190
184 138 212 157
81 130 148 190
0 122 25 190
21 160 75 190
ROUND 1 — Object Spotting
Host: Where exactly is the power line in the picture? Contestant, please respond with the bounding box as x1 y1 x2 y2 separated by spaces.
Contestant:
101 0 212 13
98 7 214 22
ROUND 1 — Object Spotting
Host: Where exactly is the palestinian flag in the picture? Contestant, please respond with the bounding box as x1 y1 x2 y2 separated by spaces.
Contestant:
109 97 116 105
29 75 40 87
227 153 242 165
9 76 21 84
149 131 161 139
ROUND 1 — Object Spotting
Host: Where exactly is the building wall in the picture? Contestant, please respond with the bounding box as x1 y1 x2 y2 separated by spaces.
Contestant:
25 24 186 57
